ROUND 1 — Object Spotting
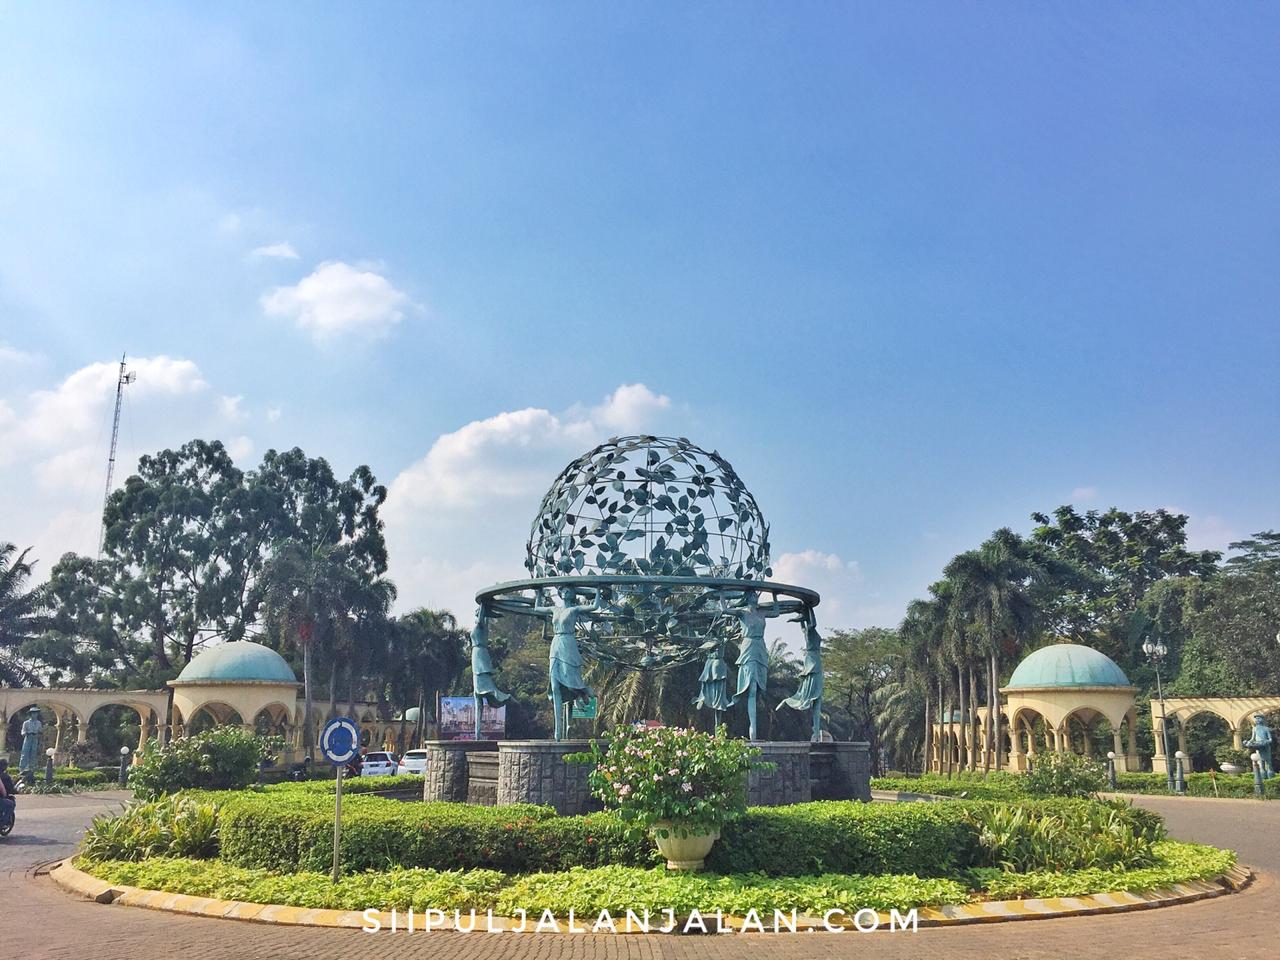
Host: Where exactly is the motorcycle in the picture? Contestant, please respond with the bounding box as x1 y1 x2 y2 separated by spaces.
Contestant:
0 796 14 838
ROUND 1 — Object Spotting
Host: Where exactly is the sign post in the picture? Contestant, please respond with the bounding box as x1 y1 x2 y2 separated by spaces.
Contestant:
319 717 360 883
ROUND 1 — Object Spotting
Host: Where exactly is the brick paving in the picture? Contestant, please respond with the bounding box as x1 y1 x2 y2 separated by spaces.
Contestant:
2 793 1274 960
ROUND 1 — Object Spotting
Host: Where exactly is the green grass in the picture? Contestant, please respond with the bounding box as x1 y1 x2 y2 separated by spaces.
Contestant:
80 840 1231 915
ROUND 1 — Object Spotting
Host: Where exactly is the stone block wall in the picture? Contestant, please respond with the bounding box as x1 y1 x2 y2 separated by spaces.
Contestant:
466 751 499 805
421 740 497 802
496 740 598 815
748 741 811 806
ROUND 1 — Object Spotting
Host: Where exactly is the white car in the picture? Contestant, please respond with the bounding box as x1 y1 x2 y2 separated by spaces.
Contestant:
396 749 429 775
359 751 398 776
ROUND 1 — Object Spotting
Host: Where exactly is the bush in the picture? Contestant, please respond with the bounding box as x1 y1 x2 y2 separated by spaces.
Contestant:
1115 771 1280 799
129 728 276 798
965 800 1159 872
79 795 221 862
572 725 763 837
1023 752 1106 798
260 774 424 796
706 801 982 876
1214 746 1252 769
54 767 109 787
872 772 1028 801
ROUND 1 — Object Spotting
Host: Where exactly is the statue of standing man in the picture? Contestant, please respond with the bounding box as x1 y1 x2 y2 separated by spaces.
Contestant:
19 706 44 778
1245 713 1274 779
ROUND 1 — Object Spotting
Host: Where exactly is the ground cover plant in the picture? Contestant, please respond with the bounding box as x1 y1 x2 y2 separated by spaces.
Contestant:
79 839 1231 916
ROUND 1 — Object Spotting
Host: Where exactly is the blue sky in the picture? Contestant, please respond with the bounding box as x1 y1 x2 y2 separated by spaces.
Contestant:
2 4 1277 631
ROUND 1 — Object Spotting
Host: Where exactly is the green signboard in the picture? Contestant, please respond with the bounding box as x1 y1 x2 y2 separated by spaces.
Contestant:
570 696 598 719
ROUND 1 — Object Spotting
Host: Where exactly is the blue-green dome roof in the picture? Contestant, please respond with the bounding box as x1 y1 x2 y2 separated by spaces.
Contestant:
174 641 298 684
1006 643 1130 689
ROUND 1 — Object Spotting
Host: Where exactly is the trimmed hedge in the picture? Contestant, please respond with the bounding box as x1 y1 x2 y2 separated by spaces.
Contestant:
705 801 980 876
1115 772 1280 800
54 767 110 787
216 794 657 873
206 792 1162 878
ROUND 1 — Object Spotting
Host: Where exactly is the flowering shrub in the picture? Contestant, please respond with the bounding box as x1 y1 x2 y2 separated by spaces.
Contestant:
130 728 278 798
573 725 766 837
1023 752 1106 799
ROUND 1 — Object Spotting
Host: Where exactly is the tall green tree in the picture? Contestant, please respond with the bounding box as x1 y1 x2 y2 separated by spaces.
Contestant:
260 540 372 756
944 528 1039 772
1029 506 1219 672
0 543 47 686
824 626 898 766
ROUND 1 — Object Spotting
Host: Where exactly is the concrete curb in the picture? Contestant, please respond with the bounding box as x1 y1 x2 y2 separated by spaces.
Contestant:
49 859 1253 933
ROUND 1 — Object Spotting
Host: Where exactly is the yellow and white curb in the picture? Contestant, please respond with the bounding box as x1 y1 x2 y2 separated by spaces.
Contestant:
49 859 1253 933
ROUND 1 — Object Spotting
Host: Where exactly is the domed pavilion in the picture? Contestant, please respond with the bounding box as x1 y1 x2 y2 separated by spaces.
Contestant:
1002 643 1139 772
930 642 1139 773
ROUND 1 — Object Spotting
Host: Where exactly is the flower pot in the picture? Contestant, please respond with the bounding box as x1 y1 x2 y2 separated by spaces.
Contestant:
651 821 720 870
1220 763 1243 775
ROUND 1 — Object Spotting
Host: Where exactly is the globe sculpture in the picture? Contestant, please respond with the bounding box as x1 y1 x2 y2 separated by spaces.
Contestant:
475 436 823 741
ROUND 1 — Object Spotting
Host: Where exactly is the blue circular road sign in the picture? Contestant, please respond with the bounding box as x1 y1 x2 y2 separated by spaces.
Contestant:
320 717 360 765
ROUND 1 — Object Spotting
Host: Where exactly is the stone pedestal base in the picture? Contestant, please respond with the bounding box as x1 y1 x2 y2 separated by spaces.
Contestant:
748 742 811 806
497 740 597 814
467 751 499 805
421 740 498 802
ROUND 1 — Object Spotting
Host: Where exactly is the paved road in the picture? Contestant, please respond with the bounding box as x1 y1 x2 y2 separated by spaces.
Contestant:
0 789 131 877
2 793 1274 959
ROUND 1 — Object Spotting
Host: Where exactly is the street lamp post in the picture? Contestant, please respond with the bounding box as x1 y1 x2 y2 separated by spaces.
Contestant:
1252 751 1265 799
1106 750 1118 791
119 745 131 787
44 747 55 786
1174 750 1188 794
1143 638 1176 793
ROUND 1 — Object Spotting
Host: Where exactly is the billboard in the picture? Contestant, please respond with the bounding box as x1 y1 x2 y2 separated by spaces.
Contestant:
439 696 506 740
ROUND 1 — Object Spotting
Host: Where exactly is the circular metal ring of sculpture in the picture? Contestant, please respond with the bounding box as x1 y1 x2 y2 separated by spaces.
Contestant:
477 575 819 671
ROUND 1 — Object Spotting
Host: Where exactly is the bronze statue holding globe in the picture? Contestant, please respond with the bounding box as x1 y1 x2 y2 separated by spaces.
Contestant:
473 436 824 742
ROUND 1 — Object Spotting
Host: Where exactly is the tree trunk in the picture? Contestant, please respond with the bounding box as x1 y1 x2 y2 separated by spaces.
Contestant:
922 685 933 775
968 665 980 772
327 662 338 726
301 639 315 758
955 665 967 771
989 649 1001 772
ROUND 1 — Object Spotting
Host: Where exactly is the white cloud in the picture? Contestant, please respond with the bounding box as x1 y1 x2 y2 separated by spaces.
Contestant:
384 383 677 620
1069 485 1099 502
251 242 299 260
0 355 255 568
261 261 409 341
219 394 246 421
590 384 671 432
0 343 40 366
266 406 282 423
1184 513 1241 552
771 549 863 632
0 355 207 463
227 435 254 462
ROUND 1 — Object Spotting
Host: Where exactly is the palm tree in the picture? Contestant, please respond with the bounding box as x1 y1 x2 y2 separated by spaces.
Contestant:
945 529 1038 772
392 607 467 736
0 543 46 686
260 539 368 757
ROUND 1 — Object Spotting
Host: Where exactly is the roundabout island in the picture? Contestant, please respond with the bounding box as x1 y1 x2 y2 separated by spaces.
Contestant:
10 436 1270 960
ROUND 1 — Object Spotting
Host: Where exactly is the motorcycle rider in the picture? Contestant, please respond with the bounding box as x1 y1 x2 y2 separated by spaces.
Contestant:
0 758 16 826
